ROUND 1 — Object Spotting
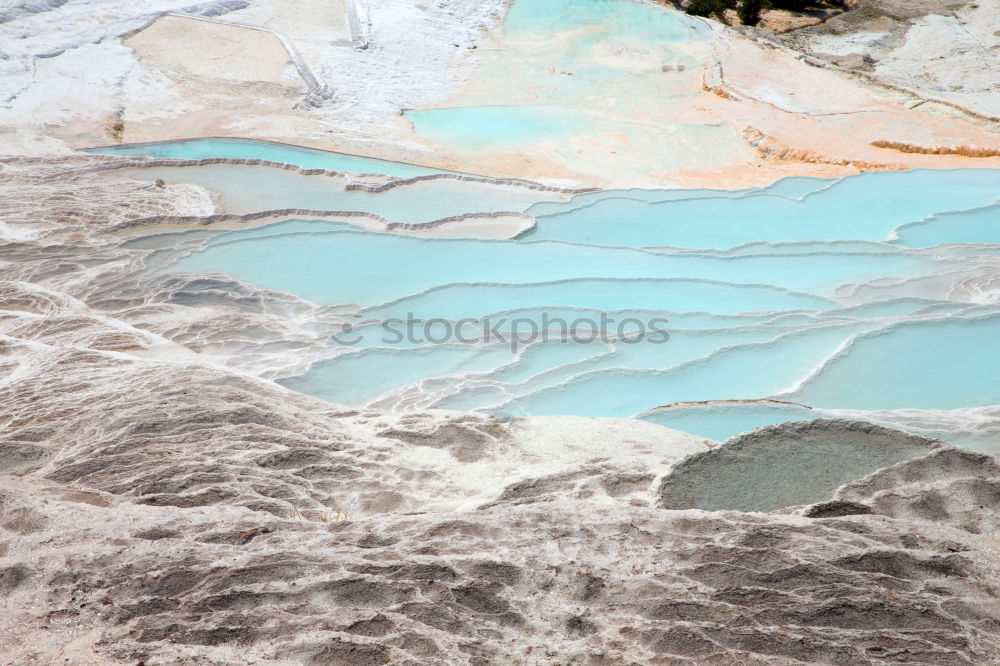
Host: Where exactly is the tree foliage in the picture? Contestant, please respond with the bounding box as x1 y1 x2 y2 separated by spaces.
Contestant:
769 0 810 10
684 0 732 18
684 0 762 25
682 0 841 23
738 0 762 25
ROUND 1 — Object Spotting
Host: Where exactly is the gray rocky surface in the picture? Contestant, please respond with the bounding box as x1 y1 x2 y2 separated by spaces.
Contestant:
657 420 944 512
775 0 1000 118
3 394 1000 664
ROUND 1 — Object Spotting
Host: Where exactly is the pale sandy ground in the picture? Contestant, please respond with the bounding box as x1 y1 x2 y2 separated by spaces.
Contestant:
125 16 300 86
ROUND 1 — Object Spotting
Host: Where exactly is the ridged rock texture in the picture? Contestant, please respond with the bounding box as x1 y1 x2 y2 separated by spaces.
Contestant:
3 394 1000 664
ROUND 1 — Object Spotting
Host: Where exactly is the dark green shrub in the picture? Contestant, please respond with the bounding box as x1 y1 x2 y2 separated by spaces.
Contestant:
685 0 734 17
769 0 811 10
739 0 763 24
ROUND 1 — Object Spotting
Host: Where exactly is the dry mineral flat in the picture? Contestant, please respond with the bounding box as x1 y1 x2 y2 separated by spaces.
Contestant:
1 0 997 187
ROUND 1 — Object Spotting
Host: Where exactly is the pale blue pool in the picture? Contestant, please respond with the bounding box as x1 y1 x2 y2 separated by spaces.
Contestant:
406 106 591 150
524 169 1000 249
169 230 943 308
281 344 516 405
503 0 710 42
144 156 1000 450
493 322 872 418
895 204 1000 248
788 315 1000 410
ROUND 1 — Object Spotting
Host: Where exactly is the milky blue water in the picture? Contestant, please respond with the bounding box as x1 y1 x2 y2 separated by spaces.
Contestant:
406 106 590 150
895 204 1000 248
124 137 1000 448
281 344 516 405
493 322 874 418
503 0 710 41
788 315 1000 410
525 169 1000 249
170 230 946 309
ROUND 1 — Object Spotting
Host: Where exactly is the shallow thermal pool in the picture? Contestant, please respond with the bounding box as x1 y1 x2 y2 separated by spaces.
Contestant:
128 136 1000 451
107 139 1000 449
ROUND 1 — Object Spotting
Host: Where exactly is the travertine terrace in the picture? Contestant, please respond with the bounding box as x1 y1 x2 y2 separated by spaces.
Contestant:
2 1 1000 665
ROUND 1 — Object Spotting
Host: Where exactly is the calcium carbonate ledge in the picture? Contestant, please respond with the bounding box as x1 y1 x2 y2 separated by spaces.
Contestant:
34 155 598 196
105 208 537 240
